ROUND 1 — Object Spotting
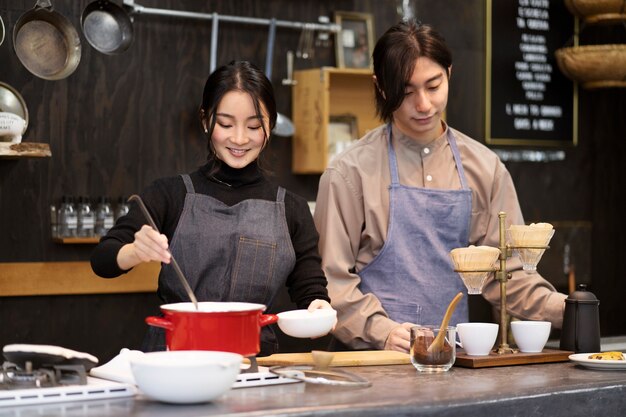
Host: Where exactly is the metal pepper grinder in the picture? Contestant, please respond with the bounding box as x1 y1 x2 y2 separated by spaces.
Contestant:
560 284 601 353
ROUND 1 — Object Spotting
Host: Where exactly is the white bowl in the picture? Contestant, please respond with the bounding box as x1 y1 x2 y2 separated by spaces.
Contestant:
511 321 551 353
130 350 242 404
277 309 337 338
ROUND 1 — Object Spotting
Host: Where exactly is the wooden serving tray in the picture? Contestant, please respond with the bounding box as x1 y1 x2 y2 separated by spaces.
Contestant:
454 348 574 368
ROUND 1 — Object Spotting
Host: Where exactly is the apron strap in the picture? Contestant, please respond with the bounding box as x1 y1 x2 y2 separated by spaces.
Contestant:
180 174 195 193
386 124 400 185
276 186 286 202
446 130 470 190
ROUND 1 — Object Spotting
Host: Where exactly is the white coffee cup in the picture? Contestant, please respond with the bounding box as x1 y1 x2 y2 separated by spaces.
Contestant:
510 320 551 353
457 322 499 356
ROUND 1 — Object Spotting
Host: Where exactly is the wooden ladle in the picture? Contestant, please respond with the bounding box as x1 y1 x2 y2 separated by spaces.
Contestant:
427 292 464 353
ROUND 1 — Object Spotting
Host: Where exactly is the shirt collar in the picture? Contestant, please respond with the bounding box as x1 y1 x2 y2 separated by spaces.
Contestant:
390 120 449 153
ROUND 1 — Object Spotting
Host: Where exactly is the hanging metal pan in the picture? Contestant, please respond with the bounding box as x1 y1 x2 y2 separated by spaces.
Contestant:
81 0 133 55
12 0 82 80
1 14 5 46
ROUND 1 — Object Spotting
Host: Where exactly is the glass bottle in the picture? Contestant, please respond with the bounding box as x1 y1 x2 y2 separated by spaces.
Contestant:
50 203 58 239
77 196 95 238
58 196 77 238
95 196 114 237
114 196 130 222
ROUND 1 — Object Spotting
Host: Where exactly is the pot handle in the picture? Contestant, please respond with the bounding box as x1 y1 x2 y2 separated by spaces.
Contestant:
259 314 278 327
145 316 174 331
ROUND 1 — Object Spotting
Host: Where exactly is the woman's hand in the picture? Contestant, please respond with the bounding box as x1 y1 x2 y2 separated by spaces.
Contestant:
384 322 415 353
117 224 171 270
307 299 333 311
307 299 336 335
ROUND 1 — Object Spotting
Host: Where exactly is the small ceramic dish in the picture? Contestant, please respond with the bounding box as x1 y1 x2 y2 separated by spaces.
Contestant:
277 309 337 338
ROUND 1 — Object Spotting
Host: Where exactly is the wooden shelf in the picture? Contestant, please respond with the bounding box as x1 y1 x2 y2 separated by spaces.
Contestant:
0 142 51 158
53 237 100 244
0 261 160 296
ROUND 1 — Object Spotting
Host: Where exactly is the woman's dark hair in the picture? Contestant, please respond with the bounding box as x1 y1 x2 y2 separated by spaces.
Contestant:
372 20 452 122
199 60 277 169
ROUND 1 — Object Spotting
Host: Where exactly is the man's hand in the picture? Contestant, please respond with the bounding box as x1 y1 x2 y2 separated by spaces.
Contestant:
384 322 415 353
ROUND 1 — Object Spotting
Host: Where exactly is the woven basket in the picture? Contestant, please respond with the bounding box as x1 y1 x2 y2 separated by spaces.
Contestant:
564 0 626 24
555 44 626 89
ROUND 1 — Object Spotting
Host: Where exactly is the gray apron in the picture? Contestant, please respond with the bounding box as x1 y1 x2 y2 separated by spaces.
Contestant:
359 124 472 326
143 174 296 354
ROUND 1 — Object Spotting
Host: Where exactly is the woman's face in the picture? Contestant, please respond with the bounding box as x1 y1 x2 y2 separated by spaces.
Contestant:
206 90 269 169
393 56 450 144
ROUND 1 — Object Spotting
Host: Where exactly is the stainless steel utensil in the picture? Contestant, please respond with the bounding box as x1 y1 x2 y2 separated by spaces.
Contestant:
265 18 295 137
128 194 198 310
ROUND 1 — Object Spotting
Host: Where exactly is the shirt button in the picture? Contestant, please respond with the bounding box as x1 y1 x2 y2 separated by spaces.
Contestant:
423 148 430 154
426 175 433 182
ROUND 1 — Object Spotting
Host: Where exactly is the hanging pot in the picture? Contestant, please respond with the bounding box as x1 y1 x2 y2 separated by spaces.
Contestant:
13 0 82 80
81 0 134 55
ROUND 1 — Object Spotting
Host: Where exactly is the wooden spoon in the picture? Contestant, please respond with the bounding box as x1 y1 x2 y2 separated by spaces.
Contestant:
426 292 464 353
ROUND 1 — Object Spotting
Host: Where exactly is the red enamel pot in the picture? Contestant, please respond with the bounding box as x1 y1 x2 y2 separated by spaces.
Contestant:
145 302 278 357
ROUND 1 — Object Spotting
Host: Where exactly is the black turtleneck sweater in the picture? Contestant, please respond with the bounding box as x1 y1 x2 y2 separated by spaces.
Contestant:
90 161 329 309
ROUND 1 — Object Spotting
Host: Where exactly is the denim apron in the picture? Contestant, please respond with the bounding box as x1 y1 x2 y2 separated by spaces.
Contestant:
142 174 296 355
359 124 472 326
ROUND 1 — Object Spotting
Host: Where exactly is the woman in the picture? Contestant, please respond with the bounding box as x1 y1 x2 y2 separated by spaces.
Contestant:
314 20 566 353
91 61 331 355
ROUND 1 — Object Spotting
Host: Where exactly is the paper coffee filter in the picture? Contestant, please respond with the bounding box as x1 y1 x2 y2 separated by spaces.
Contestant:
508 223 555 247
450 246 500 294
450 245 500 271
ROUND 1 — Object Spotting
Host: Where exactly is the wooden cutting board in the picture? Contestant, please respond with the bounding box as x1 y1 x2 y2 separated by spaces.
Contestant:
454 348 574 368
254 350 411 367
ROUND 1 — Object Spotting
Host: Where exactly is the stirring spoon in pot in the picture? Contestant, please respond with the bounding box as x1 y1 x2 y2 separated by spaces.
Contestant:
128 194 199 310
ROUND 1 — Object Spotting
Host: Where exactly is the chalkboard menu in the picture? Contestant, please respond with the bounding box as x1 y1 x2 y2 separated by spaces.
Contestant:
486 0 577 146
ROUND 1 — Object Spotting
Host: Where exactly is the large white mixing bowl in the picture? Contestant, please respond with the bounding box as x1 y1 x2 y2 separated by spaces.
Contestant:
130 350 242 404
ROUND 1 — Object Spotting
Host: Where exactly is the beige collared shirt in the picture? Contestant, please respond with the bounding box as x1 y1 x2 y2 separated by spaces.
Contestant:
314 122 566 349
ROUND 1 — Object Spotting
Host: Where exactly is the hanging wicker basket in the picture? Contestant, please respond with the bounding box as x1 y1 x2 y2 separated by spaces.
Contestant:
555 44 626 89
564 0 626 24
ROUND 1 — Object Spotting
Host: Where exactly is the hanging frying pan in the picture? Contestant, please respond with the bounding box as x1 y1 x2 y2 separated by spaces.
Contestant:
13 0 81 80
1 14 5 47
81 0 133 55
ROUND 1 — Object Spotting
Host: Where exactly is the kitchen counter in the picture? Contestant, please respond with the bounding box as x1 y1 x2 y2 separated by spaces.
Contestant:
2 360 625 417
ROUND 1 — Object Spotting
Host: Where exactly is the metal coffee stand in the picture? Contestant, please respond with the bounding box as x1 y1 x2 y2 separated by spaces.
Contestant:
453 212 572 367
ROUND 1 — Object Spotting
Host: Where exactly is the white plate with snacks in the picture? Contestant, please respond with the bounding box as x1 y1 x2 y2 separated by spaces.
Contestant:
569 353 626 370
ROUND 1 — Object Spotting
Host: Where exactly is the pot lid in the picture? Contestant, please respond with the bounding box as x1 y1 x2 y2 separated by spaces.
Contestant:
269 365 371 388
566 284 599 304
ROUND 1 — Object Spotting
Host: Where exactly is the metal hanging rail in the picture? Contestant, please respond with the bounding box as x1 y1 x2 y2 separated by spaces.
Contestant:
122 1 340 32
